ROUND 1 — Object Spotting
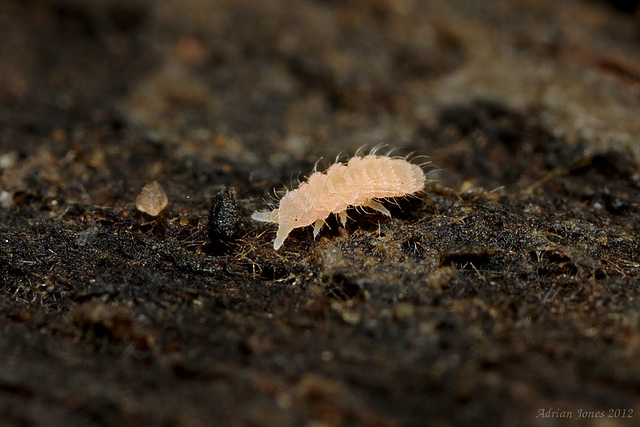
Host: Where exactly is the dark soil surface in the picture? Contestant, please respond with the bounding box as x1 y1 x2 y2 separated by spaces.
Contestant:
2 1 640 426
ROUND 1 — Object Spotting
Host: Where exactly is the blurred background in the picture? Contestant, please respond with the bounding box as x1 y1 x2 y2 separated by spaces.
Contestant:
2 0 640 206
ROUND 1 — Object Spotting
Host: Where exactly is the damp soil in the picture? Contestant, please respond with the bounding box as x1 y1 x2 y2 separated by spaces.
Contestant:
2 1 640 426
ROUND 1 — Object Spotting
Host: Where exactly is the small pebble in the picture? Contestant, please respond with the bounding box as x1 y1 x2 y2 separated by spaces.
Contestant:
135 181 168 216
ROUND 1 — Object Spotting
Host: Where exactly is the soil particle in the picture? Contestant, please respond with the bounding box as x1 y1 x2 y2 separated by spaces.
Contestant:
207 187 243 255
135 181 168 216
